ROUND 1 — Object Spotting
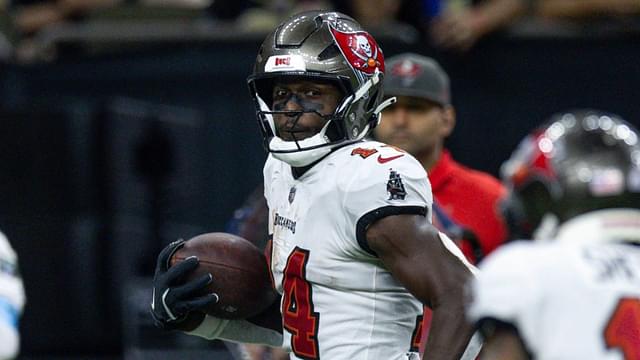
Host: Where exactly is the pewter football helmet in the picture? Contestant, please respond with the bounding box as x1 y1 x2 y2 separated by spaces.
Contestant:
501 110 640 240
247 10 394 167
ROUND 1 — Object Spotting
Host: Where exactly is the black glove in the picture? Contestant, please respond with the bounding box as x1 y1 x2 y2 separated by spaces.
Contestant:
150 239 219 331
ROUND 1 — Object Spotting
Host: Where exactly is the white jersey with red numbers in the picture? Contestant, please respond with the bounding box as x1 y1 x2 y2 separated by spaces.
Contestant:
264 141 432 360
468 209 640 360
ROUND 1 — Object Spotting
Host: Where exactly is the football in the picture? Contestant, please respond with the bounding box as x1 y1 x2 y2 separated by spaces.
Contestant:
170 232 277 320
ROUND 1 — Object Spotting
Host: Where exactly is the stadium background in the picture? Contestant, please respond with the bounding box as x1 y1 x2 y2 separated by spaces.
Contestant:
0 9 638 359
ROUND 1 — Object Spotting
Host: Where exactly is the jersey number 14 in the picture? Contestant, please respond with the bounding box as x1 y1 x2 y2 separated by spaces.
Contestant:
283 247 320 359
605 297 640 360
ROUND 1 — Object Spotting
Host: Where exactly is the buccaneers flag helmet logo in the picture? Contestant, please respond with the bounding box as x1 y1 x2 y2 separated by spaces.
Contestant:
330 27 384 75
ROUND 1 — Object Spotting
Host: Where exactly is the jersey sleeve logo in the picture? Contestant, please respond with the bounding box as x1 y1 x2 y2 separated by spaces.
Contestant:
378 145 406 164
351 147 378 159
377 154 404 164
387 169 407 200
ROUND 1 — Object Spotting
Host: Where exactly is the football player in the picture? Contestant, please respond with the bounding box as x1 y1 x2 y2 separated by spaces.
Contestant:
0 230 25 360
467 110 640 359
151 10 481 360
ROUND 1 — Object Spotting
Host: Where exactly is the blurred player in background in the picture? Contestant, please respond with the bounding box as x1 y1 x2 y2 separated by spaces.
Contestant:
0 230 25 360
151 10 481 360
374 53 508 355
468 109 640 359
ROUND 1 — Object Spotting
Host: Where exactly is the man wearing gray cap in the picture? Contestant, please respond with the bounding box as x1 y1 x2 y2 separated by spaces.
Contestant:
376 53 508 262
374 51 509 355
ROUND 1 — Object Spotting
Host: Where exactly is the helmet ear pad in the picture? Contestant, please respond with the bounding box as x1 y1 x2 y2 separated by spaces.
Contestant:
503 180 552 241
517 180 554 236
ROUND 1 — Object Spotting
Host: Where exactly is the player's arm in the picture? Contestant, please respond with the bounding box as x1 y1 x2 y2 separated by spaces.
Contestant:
150 240 282 346
477 320 530 360
187 299 283 346
367 213 476 360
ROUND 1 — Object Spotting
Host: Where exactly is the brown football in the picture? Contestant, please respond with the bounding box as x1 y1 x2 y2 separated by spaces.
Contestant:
169 232 277 320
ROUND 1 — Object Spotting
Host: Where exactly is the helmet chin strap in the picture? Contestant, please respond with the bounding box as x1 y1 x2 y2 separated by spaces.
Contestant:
269 120 333 167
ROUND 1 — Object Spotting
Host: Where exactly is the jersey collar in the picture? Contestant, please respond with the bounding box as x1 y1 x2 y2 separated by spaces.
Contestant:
555 209 640 245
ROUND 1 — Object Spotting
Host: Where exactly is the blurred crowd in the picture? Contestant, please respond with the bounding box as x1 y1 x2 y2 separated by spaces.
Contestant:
0 0 637 62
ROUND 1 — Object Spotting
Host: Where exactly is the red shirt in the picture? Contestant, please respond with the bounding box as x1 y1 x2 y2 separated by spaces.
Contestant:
429 150 508 261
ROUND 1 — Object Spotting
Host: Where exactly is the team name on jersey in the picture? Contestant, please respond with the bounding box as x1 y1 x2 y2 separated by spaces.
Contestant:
274 212 297 234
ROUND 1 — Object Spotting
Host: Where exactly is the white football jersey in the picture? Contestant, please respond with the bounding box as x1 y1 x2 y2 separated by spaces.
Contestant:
468 210 640 360
0 230 25 360
264 141 432 360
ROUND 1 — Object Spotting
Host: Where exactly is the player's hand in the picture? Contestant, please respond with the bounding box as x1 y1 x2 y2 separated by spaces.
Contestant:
150 239 219 331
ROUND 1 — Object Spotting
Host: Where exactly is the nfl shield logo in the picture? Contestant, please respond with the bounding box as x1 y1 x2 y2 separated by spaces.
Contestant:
288 187 296 204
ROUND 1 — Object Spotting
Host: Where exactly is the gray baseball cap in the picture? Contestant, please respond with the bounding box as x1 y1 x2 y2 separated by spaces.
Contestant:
384 53 450 105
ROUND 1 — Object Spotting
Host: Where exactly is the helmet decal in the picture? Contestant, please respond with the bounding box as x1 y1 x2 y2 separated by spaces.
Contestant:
507 131 557 189
330 27 384 75
265 54 307 73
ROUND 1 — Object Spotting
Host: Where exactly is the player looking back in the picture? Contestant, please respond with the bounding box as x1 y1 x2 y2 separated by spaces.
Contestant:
151 10 480 360
468 110 640 359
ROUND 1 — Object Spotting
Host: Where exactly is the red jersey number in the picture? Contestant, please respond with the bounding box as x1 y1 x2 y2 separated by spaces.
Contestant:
605 297 640 360
410 314 424 352
282 247 320 359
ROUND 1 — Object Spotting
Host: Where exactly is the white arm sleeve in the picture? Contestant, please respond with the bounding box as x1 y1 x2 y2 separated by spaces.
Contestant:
188 315 283 347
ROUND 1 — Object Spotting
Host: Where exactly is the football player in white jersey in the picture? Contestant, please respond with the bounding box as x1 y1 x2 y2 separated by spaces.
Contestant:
0 230 25 360
151 10 481 360
467 110 640 359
